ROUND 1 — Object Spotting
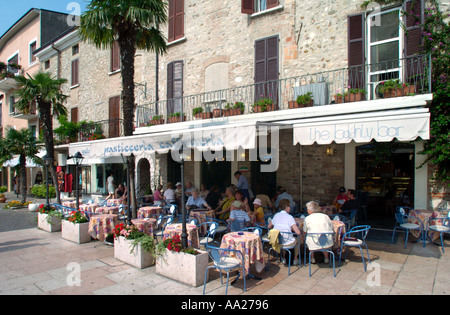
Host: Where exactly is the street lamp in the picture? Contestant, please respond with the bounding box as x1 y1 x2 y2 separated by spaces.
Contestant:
69 152 84 211
43 155 53 210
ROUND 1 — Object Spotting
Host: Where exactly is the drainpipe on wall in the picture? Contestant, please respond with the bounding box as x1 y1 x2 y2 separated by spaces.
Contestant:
51 43 62 79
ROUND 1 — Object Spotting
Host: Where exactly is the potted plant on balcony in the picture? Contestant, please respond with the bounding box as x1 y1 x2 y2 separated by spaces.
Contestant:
223 102 245 116
113 223 156 269
344 88 366 102
38 204 63 233
193 107 212 119
252 98 275 113
62 211 91 244
54 115 80 144
289 92 314 108
146 115 164 126
167 112 186 123
379 79 415 98
155 234 209 287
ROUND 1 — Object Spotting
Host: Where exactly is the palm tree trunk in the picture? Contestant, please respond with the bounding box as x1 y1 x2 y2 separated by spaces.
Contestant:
39 102 61 205
19 155 27 204
119 29 138 218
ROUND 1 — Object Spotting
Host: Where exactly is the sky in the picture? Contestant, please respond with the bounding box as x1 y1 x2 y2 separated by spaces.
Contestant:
0 0 89 37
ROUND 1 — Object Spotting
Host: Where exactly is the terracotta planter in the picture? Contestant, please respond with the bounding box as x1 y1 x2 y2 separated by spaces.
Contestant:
167 115 186 123
38 212 62 233
223 109 243 117
156 249 209 287
344 93 365 103
114 236 155 269
148 118 165 126
194 112 212 119
383 86 415 98
334 95 344 104
62 220 91 244
212 109 222 118
289 100 314 108
253 104 278 113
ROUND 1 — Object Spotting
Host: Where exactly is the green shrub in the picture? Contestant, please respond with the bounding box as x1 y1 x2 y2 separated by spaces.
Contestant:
31 184 56 198
0 186 7 193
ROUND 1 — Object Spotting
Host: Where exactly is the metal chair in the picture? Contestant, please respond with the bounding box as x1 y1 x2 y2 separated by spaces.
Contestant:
198 221 218 248
267 231 301 275
339 225 371 271
203 245 246 295
154 215 173 241
304 232 336 277
229 219 248 232
426 217 450 253
391 210 425 248
240 226 263 236
341 209 358 228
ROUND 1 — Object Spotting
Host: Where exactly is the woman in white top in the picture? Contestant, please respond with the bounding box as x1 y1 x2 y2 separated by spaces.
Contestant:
303 201 334 264
164 182 175 204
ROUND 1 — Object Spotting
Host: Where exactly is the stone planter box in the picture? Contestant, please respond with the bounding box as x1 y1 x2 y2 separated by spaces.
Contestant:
62 220 91 244
156 249 209 287
38 212 62 233
114 236 155 269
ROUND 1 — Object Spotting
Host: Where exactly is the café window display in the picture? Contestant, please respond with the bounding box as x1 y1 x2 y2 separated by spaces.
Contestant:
356 142 414 219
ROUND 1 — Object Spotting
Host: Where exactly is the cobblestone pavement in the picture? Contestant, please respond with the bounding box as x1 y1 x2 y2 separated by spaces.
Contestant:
0 192 449 296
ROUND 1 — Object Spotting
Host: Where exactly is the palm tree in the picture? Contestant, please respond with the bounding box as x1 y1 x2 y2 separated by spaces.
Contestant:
0 128 43 203
14 72 68 205
79 0 168 218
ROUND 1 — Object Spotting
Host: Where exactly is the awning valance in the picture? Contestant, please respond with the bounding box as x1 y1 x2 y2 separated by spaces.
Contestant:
69 122 257 160
293 111 430 145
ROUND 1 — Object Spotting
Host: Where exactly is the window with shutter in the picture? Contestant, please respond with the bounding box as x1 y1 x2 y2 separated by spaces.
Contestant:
111 41 120 72
109 96 121 138
348 13 365 89
254 35 279 103
168 0 184 42
167 60 184 115
242 0 279 14
71 59 79 86
71 108 78 124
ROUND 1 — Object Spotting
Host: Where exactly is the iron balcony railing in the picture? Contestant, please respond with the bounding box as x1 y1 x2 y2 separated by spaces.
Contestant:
136 54 431 127
55 119 124 145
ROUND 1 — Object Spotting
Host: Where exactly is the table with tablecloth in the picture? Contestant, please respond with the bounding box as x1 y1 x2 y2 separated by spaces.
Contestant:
132 218 157 236
408 209 446 242
137 206 163 219
190 209 215 235
106 199 123 207
163 223 200 248
220 231 264 273
321 205 338 215
294 218 346 251
88 214 119 242
62 200 82 209
95 206 120 215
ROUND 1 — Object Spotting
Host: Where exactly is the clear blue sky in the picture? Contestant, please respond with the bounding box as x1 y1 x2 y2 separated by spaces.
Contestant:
0 0 89 37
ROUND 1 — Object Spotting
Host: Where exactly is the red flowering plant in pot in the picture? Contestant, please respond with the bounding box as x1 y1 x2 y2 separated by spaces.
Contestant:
66 211 88 224
155 234 199 256
112 223 157 254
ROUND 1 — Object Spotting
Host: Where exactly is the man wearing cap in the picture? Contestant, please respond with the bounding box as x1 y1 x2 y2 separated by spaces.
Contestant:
175 182 183 201
227 200 251 231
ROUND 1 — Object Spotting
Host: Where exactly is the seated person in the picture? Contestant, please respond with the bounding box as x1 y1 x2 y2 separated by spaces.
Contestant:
249 198 265 226
186 189 211 211
205 185 221 210
215 186 235 221
274 186 295 209
333 186 348 208
303 201 334 264
267 199 301 265
227 201 251 231
153 184 164 205
115 184 125 199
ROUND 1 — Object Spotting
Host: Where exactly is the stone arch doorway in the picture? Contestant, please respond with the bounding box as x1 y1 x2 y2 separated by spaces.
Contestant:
137 158 151 197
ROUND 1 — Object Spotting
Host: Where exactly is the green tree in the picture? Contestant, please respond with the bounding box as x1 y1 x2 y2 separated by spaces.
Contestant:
0 128 44 203
14 72 69 204
79 0 168 217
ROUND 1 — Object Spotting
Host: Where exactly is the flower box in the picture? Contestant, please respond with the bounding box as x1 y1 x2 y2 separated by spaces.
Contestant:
156 249 209 287
334 94 344 104
253 104 278 113
62 220 91 244
114 236 155 269
288 100 314 108
223 108 243 117
38 212 62 233
167 115 186 123
195 112 213 119
383 85 415 98
344 92 365 102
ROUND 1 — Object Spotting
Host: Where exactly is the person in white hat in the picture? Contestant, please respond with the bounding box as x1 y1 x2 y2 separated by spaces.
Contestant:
227 200 250 231
174 182 183 201
251 198 266 225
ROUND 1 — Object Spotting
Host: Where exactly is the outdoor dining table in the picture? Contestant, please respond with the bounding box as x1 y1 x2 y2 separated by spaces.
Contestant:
88 214 119 242
220 231 264 277
163 223 200 249
294 218 346 251
131 218 157 236
408 209 446 242
137 206 163 219
79 203 99 217
106 199 122 207
95 206 120 215
321 205 338 215
62 200 82 209
189 209 215 235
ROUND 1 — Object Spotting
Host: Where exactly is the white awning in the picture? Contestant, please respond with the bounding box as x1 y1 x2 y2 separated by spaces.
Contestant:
293 110 430 145
69 122 257 160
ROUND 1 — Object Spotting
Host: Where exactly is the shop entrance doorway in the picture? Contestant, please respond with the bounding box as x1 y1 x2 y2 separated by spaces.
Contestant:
356 142 414 228
201 159 231 193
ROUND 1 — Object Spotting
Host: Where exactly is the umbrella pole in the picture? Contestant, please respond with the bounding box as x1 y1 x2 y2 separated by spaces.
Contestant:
181 159 187 248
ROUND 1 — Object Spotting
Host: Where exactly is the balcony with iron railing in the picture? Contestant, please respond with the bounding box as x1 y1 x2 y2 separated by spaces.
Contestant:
55 118 124 145
136 54 432 127
0 63 23 92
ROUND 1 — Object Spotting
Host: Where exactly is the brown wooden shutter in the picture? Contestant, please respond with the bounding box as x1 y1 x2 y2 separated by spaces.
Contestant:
167 61 184 115
241 0 254 14
168 0 175 42
404 0 424 57
174 0 184 40
347 13 365 89
267 0 279 9
109 96 121 138
111 41 120 72
255 35 279 103
71 108 78 124
71 59 79 86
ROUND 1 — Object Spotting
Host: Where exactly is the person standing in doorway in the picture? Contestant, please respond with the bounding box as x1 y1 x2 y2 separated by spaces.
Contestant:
234 171 250 201
107 173 115 200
